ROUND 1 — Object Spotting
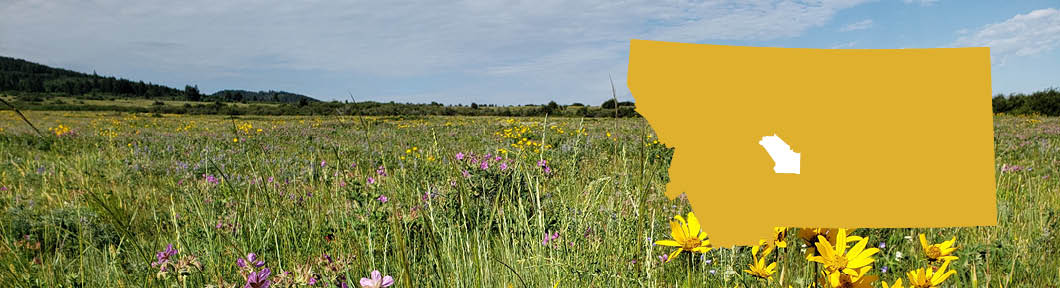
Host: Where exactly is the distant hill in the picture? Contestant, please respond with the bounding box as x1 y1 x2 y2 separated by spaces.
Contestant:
0 55 317 103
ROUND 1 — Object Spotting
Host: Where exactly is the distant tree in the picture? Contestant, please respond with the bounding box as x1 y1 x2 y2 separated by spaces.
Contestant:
570 102 584 107
471 102 479 109
543 100 559 114
601 99 617 109
185 85 201 101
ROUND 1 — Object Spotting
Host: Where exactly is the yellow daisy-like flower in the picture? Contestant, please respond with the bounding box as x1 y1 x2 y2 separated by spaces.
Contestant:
798 228 862 259
918 234 958 262
906 260 956 288
654 212 712 262
820 266 877 288
809 228 879 284
882 279 905 288
743 240 777 280
772 227 788 249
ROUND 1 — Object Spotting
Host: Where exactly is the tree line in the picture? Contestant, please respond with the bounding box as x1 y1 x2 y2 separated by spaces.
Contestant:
3 94 640 117
992 88 1060 116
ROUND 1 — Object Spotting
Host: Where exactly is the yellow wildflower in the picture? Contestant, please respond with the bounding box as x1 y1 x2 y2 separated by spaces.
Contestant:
918 234 958 262
654 211 712 262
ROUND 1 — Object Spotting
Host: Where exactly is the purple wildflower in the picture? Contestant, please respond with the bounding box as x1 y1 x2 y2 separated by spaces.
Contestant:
455 152 465 160
658 254 669 263
359 270 394 288
479 160 489 170
203 174 220 185
321 160 327 167
151 244 178 271
244 267 272 288
267 176 274 183
878 242 886 249
0 186 7 191
377 195 389 204
237 253 265 268
376 166 388 177
499 162 508 171
1001 164 1025 173
461 170 470 178
367 177 376 185
880 266 889 273
541 231 560 246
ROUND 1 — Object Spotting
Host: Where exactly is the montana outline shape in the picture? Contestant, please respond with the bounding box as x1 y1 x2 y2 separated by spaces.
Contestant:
627 40 997 247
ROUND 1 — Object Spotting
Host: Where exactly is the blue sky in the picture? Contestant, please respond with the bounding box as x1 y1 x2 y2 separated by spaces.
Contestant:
2 0 1058 105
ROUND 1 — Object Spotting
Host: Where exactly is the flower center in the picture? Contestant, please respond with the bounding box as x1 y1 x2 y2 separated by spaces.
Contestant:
682 238 700 250
927 246 942 259
828 255 849 270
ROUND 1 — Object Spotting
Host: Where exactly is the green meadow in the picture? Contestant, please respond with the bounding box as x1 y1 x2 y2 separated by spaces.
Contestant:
0 111 1055 287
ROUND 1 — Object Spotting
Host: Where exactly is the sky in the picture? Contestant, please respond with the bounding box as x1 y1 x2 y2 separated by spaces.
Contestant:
2 0 1058 105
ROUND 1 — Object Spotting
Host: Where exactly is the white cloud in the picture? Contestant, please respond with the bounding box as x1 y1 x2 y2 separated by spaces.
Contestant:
902 0 940 6
840 19 873 32
0 0 871 103
952 8 1060 64
830 41 858 49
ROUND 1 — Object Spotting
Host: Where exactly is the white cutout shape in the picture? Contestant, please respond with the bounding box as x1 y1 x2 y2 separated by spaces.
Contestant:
759 134 800 174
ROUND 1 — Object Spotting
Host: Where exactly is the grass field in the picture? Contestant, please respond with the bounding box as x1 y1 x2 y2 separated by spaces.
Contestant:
0 111 1056 287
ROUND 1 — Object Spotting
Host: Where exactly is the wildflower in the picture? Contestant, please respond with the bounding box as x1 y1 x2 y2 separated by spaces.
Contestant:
878 242 886 249
499 162 508 171
1001 164 1024 173
237 253 265 268
821 267 877 288
455 152 465 160
541 231 560 246
1 186 8 191
377 195 388 204
657 254 669 263
905 260 956 288
744 240 777 281
151 244 179 271
771 227 788 249
461 170 470 178
882 279 905 288
321 160 327 167
376 166 388 176
808 228 879 283
359 270 394 288
245 267 272 288
881 266 889 273
654 211 712 262
367 177 376 185
798 228 862 258
918 234 958 262
480 160 489 170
